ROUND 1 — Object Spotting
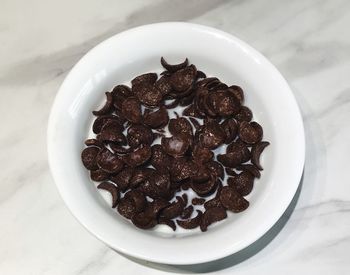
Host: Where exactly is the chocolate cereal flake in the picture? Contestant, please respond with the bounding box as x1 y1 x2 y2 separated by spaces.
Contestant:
239 121 263 145
143 106 169 129
228 171 254 196
96 148 124 174
251 141 270 170
177 210 203 229
127 124 153 148
192 198 206 205
220 186 249 213
161 135 190 157
121 97 142 124
122 146 152 167
90 169 109 181
161 57 189 73
181 205 194 219
237 164 261 178
92 92 114 116
97 182 120 208
81 147 100 170
200 207 227 232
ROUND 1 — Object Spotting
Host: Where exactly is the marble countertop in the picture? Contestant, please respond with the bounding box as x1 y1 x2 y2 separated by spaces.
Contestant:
1 0 350 274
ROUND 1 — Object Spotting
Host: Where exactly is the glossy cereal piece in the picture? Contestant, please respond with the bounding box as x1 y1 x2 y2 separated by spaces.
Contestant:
138 173 171 199
196 77 219 88
218 141 250 168
200 207 227 232
228 85 244 104
217 153 243 168
143 106 169 129
109 144 133 154
196 70 206 79
208 90 240 117
160 57 189 73
150 144 172 171
204 196 222 210
177 210 203 229
238 121 263 145
111 85 132 110
189 117 201 131
148 199 170 218
150 172 172 198
84 139 103 148
158 217 176 231
237 164 261 178
141 86 163 107
192 144 213 164
131 73 157 87
251 141 270 170
160 196 185 219
190 177 218 197
170 158 196 182
226 141 251 161
192 198 206 205
122 146 152 167
113 109 127 125
197 88 216 117
235 106 253 122
161 135 190 157
168 117 193 136
181 205 194 219
155 75 172 96
117 197 136 219
90 169 109 181
225 167 238 177
130 167 154 188
170 65 196 92
228 171 254 196
112 84 133 98
160 70 171 76
169 85 194 99
221 118 238 144
197 121 225 150
132 211 157 229
182 104 201 118
124 189 147 213
121 97 142 124
92 92 114 116
135 84 163 107
110 167 133 191
99 120 126 144
179 92 195 107
181 179 191 190
81 147 100 170
96 148 124 174
97 182 120 208
192 166 211 183
206 161 224 180
127 124 154 148
92 115 122 134
219 186 249 213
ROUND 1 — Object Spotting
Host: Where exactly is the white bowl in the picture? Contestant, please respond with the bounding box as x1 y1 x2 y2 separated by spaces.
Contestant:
48 22 305 265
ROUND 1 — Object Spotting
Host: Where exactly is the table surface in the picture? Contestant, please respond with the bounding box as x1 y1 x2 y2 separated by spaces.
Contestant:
1 0 350 274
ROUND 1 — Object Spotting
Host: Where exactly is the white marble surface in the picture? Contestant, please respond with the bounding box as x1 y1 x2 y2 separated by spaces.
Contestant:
1 0 350 274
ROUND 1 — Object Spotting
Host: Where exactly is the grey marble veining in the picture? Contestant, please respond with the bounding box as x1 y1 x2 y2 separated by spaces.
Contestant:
1 0 350 274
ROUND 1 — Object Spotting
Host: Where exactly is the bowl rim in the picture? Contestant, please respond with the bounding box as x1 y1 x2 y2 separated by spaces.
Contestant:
47 22 305 265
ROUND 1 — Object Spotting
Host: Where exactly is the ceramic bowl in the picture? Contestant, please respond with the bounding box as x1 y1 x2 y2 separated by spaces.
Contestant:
48 22 305 265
